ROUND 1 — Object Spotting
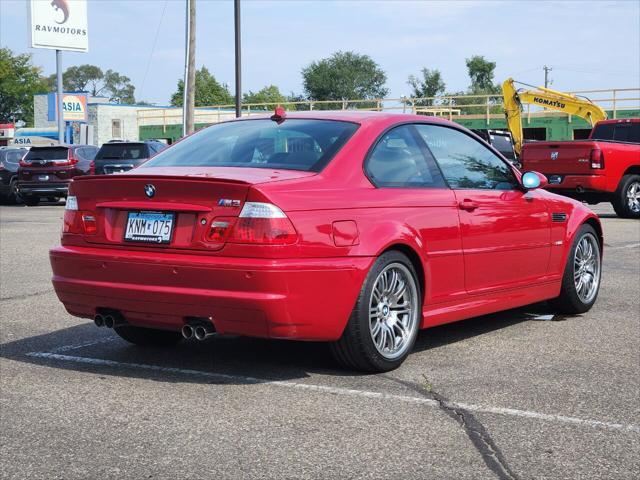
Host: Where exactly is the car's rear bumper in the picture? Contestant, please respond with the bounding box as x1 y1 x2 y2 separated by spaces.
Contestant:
544 174 608 193
50 245 372 341
18 182 69 197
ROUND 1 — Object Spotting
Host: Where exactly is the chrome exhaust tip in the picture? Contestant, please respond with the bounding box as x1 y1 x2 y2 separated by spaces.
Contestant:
103 315 115 329
194 325 215 341
181 324 194 340
94 314 105 327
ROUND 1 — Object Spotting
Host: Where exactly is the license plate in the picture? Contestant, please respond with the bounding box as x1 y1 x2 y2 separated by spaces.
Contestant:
548 175 562 185
124 211 175 244
38 175 50 181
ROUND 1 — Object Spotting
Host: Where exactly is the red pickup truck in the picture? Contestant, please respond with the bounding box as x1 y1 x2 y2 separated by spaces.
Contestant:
521 118 640 218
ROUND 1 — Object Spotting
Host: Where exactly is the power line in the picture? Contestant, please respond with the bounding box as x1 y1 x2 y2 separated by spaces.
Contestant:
139 0 169 102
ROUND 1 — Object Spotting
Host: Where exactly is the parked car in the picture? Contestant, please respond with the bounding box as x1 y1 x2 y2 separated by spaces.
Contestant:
94 140 167 175
521 118 640 218
18 144 99 206
471 129 518 166
0 146 28 203
50 111 602 372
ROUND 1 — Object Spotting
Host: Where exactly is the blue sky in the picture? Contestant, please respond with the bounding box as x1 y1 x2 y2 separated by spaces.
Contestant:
1 0 639 105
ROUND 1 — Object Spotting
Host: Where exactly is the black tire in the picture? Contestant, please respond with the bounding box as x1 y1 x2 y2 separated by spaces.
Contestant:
113 325 183 346
8 178 22 204
550 224 602 314
23 196 40 206
330 251 422 372
612 174 640 219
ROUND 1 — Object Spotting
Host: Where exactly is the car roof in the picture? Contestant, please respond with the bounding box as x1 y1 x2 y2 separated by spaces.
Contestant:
233 110 458 127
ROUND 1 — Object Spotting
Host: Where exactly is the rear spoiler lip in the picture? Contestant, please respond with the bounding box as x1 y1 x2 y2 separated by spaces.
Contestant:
95 200 212 212
73 174 250 185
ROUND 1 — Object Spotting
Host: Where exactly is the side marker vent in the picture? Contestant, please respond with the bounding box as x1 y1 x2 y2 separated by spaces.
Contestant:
552 212 567 223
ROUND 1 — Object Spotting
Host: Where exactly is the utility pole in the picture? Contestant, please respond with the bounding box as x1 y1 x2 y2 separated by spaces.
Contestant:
234 0 242 118
182 0 196 136
543 65 552 88
55 49 65 143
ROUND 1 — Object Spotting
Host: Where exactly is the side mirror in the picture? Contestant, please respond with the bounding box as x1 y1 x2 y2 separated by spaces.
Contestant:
521 171 548 190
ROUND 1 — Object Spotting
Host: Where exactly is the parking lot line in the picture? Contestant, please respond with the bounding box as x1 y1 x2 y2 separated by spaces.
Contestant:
26 350 640 435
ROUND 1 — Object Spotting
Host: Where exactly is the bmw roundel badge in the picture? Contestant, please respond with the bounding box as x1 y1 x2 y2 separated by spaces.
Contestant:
144 184 156 198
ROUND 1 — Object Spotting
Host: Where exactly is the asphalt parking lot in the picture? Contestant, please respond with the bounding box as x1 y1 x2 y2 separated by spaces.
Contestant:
1 202 638 480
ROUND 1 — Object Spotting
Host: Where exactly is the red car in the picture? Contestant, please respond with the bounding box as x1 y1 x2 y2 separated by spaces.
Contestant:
50 111 603 372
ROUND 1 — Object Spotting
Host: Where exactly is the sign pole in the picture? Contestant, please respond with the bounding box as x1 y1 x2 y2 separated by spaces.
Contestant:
234 0 241 118
56 49 65 143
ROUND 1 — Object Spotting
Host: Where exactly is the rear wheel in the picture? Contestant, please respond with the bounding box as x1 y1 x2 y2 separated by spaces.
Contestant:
8 179 22 204
23 196 40 206
114 325 183 346
550 224 601 314
612 174 640 219
330 251 421 372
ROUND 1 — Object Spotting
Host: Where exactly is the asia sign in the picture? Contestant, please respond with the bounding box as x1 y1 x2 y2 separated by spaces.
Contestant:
28 0 89 52
47 93 88 122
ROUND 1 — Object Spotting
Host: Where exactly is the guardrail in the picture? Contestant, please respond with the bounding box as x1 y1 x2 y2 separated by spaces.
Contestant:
137 87 640 129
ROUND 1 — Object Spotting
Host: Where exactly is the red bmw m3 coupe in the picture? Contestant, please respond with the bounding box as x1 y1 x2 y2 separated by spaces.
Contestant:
50 111 603 371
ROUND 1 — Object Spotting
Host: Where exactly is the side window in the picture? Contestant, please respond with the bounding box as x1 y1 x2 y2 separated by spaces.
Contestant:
366 125 446 188
415 125 518 190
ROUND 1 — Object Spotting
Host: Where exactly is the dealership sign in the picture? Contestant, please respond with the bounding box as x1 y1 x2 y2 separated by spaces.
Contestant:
28 0 88 52
47 93 88 122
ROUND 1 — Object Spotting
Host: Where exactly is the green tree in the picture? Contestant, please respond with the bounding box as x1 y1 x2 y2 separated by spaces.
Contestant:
170 67 234 107
407 68 446 106
243 85 286 110
0 48 48 125
45 64 136 103
465 55 499 93
302 51 388 108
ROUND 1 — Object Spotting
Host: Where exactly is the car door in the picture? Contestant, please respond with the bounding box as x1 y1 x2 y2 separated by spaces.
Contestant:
415 124 551 294
365 124 466 306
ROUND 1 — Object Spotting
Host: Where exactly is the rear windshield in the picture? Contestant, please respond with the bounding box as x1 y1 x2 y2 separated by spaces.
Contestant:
142 119 359 172
591 123 640 143
25 147 68 161
96 144 148 160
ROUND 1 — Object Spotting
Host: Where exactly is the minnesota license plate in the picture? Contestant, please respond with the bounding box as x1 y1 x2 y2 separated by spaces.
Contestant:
124 211 174 244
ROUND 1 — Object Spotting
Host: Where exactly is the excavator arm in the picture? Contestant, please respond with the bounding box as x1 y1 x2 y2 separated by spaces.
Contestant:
502 78 608 156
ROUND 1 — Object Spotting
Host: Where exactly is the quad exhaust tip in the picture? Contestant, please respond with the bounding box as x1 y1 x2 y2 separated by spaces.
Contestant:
194 325 216 341
181 324 194 340
94 314 105 327
103 315 115 329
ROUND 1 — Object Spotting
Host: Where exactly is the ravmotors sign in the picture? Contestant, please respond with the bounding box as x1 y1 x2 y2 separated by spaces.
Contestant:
28 0 88 52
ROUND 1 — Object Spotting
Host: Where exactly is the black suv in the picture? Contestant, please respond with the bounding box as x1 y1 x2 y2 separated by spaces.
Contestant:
0 147 28 203
94 141 167 175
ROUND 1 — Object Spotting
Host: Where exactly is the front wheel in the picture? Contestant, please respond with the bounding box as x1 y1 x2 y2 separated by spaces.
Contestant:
330 251 422 372
612 174 640 219
550 224 602 314
114 325 183 346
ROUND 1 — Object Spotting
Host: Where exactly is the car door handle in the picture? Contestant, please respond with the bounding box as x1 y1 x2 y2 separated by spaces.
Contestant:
458 199 478 211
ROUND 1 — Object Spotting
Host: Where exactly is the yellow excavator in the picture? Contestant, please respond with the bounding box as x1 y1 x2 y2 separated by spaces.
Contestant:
502 78 608 156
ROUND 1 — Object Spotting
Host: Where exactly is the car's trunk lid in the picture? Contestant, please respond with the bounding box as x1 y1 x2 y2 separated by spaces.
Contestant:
69 167 315 251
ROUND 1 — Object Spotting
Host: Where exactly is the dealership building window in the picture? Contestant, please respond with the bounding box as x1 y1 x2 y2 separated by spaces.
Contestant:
112 119 122 139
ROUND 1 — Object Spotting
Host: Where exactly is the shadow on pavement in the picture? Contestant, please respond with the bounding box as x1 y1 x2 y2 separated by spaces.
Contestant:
1 302 565 384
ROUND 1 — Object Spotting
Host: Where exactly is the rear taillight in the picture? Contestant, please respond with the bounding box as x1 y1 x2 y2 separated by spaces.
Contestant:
0 161 4 171
89 161 95 175
62 196 96 235
590 148 604 169
230 202 297 245
19 158 32 167
67 151 79 166
205 202 298 246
